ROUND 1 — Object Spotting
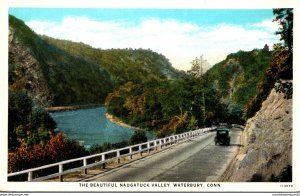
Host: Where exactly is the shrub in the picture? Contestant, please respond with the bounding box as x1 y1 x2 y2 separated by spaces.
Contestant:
266 44 292 80
130 130 147 145
29 106 56 130
274 80 292 99
45 133 88 162
8 133 88 181
8 142 46 181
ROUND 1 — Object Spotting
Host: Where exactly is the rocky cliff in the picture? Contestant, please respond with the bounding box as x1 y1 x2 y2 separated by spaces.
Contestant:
221 83 292 181
203 49 272 110
9 27 54 106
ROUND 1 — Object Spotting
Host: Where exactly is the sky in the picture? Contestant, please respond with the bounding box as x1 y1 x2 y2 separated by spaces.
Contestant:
9 8 281 71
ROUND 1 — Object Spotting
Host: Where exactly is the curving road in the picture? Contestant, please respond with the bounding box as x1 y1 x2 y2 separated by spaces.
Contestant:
85 128 242 182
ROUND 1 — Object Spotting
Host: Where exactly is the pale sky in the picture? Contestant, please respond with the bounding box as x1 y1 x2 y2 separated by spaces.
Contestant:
9 8 281 71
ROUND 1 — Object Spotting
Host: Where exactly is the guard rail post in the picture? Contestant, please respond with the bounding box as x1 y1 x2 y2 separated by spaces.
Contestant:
117 150 120 164
139 145 142 156
129 147 133 159
28 171 33 182
102 154 106 169
147 142 150 153
59 164 63 182
83 158 87 174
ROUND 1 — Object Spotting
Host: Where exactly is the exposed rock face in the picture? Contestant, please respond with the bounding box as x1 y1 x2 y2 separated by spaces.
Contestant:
9 27 53 106
222 86 292 181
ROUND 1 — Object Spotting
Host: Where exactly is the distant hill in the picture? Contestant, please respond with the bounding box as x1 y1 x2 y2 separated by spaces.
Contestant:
9 15 182 106
41 36 183 86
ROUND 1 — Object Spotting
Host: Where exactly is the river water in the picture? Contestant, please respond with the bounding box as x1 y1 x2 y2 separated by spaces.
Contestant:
50 107 152 149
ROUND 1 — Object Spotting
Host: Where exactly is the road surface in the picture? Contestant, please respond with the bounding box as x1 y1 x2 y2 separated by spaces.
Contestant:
85 128 242 182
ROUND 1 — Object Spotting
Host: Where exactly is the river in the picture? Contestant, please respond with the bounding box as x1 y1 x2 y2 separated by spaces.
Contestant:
50 107 154 149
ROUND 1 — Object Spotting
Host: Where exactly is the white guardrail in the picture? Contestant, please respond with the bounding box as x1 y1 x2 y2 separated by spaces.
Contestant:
8 127 216 182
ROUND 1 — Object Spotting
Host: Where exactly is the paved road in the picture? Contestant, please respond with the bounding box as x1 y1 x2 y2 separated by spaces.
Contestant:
85 128 242 182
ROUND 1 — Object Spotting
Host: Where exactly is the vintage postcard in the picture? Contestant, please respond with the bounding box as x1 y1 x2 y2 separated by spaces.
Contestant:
1 0 299 194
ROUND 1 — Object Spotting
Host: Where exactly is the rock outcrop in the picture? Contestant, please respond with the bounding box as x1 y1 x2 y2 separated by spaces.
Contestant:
9 27 53 106
221 85 292 181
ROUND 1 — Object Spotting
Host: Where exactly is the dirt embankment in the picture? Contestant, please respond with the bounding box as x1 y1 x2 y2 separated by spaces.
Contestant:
105 113 140 130
220 86 292 182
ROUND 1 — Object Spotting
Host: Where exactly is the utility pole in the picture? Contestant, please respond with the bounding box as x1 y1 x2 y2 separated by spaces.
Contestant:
199 55 206 127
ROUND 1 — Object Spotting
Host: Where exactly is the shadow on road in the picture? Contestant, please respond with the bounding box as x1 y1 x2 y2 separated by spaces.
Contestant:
229 144 243 147
215 143 243 147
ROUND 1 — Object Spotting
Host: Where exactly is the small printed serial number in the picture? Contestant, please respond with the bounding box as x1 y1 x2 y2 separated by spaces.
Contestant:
280 184 293 187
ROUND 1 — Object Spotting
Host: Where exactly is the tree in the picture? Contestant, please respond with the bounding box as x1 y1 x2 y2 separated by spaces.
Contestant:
9 90 32 127
8 90 58 150
263 44 269 52
187 55 209 78
273 9 293 50
8 90 33 150
29 106 56 130
187 56 209 126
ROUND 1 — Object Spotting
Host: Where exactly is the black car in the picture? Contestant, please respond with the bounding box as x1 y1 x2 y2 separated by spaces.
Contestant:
214 128 230 146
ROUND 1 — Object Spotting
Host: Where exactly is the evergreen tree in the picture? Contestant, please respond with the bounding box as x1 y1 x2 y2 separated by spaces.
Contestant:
273 9 293 50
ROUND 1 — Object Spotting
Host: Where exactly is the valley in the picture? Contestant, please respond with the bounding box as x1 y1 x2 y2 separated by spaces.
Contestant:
7 8 293 183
